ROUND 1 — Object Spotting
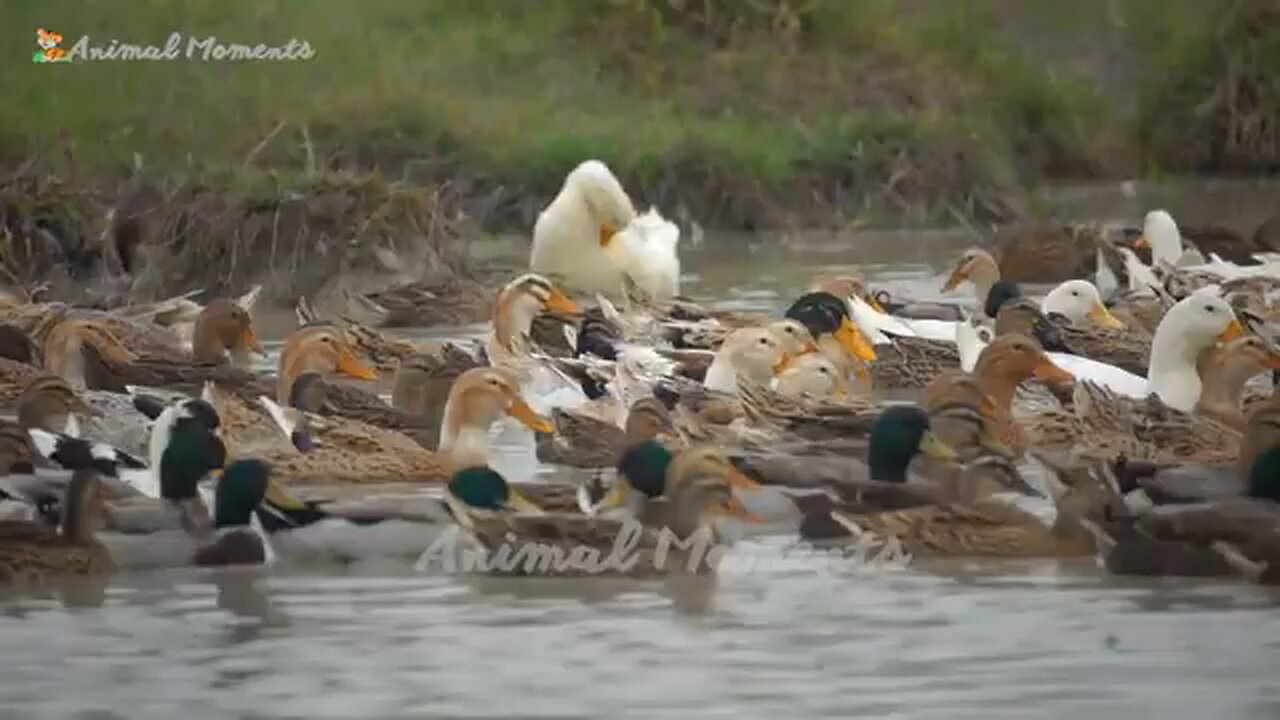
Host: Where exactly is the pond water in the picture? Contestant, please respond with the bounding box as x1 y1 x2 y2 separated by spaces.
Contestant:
3 179 1279 718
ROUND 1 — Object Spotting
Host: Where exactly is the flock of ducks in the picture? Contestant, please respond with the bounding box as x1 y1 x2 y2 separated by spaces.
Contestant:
2 159 1280 589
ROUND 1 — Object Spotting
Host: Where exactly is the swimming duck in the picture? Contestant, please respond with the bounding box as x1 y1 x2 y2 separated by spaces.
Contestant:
783 292 877 379
294 296 422 375
926 334 1074 459
827 451 1114 558
484 273 583 369
530 159 639 297
989 222 1122 283
0 467 115 585
360 274 496 328
1133 209 1271 269
771 353 850 399
0 324 42 407
1194 335 1280 430
535 396 674 468
702 327 791 394
275 325 379 404
191 459 282 567
15 374 101 436
941 248 1002 306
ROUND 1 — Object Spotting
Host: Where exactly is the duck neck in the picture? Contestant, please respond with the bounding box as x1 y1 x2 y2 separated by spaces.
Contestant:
190 319 228 365
704 351 742 394
971 267 999 304
971 357 1020 413
438 392 492 466
492 294 539 354
1147 328 1203 413
1194 358 1255 430
867 445 911 483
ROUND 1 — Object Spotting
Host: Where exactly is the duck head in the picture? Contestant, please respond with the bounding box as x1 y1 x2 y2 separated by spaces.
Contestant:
785 291 876 365
444 465 545 529
1041 280 1125 329
565 159 637 249
1246 446 1280 503
16 375 102 436
492 273 582 352
151 398 226 533
973 334 1074 407
867 405 956 483
623 396 674 442
603 442 759 526
438 367 553 464
191 298 266 367
942 248 1000 299
983 279 1022 319
994 298 1069 353
1196 335 1280 429
704 327 790 393
1133 209 1183 266
771 352 850 398
765 319 821 357
1149 292 1243 413
276 326 378 404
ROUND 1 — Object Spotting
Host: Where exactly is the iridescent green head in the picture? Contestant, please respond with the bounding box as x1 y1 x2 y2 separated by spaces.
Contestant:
1247 446 1280 502
213 459 271 528
615 440 673 498
867 405 956 483
448 466 511 510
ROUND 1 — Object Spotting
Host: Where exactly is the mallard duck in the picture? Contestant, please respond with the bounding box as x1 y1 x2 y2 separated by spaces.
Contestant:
827 451 1114 558
192 459 282 567
1083 447 1280 582
535 396 673 468
361 275 496 328
436 448 751 578
926 334 1073 459
0 467 115 584
14 374 101 436
0 324 42 407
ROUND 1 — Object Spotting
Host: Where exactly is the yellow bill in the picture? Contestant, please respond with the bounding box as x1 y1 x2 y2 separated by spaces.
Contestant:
594 479 630 511
598 224 617 247
866 295 886 313
506 396 554 433
771 352 795 375
835 317 876 362
1218 318 1245 342
506 487 547 515
1087 301 1126 330
941 264 969 293
546 286 582 315
917 429 957 461
263 481 307 511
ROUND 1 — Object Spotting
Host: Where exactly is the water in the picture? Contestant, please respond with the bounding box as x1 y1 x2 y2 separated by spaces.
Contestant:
5 180 1280 718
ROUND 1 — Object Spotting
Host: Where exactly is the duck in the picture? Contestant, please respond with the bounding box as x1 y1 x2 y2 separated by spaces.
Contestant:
1133 209 1272 269
1040 280 1126 330
992 289 1152 381
827 451 1115 558
223 367 552 486
1146 291 1246 412
14 374 102 437
0 324 43 407
191 459 282 567
608 208 682 303
294 296 423 375
702 327 791 394
484 273 583 369
529 159 639 297
926 334 1074 459
782 292 877 379
436 448 754 578
276 324 378 404
0 467 115 585
1194 335 1280 430
941 248 1002 307
359 274 496 328
771 353 850 399
535 396 674 468
39 317 139 391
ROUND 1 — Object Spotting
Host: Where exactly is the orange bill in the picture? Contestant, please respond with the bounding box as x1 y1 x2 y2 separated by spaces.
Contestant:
866 295 886 313
1033 354 1074 384
940 263 970 293
336 346 379 381
771 352 795 375
240 326 268 356
1218 318 1245 342
1133 234 1150 250
545 286 582 315
726 463 763 491
598 224 617 247
506 396 554 433
835 317 876 363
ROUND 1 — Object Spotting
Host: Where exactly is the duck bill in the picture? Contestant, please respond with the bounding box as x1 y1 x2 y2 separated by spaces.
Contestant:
1087 301 1126 330
940 264 969 293
835 317 876 362
917 430 957 461
593 480 630 512
505 488 546 515
1032 356 1074 384
1133 234 1149 250
598 224 617 248
726 464 763 491
545 287 582 315
771 352 794 375
865 295 886 313
506 397 554 433
1217 319 1245 342
336 349 379 381
263 481 307 511
240 326 268 357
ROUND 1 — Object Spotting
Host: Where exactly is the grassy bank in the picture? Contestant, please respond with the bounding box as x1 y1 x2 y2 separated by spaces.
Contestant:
0 0 1275 300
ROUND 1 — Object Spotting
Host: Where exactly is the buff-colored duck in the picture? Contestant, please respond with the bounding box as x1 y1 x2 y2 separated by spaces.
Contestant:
358 275 497 329
0 467 115 585
535 396 673 468
484 273 583 373
770 353 851 399
229 366 552 486
941 248 1002 308
1194 335 1280 431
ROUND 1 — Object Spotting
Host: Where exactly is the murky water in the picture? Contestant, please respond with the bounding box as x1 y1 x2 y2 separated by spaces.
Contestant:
5 180 1280 718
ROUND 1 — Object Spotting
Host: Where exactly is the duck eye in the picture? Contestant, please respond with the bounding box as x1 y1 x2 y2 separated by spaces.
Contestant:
1204 305 1215 313
758 338 768 345
1070 291 1080 297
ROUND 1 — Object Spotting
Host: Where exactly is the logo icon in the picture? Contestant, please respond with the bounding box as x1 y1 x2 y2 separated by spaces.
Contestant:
33 28 69 63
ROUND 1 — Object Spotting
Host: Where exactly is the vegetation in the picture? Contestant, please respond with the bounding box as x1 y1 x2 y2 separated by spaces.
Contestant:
0 0 1275 299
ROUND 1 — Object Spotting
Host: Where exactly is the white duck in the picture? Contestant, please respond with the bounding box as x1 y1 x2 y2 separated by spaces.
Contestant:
606 207 681 301
1040 280 1126 329
1146 290 1245 412
703 327 789 394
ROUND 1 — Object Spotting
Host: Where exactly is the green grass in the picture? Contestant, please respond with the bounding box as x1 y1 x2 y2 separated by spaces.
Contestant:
0 0 1266 231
